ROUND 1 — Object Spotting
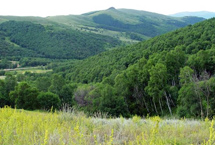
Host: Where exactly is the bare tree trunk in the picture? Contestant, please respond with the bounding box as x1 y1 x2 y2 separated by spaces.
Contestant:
159 99 163 115
168 93 175 107
172 78 176 86
142 95 150 113
194 85 204 119
133 86 150 113
149 98 154 112
153 98 158 115
191 73 204 119
206 86 210 117
164 91 172 116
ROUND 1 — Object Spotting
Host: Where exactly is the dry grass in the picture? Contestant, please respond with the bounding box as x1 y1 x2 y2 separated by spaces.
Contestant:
0 106 214 145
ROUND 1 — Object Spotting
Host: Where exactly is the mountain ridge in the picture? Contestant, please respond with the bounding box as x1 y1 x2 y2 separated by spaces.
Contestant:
0 8 205 60
170 11 215 19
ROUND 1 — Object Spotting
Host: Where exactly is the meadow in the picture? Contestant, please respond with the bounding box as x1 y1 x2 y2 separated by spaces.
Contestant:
3 67 52 74
0 106 214 145
0 67 52 80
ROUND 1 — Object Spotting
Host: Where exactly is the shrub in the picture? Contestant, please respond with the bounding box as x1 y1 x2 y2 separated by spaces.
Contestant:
37 92 61 110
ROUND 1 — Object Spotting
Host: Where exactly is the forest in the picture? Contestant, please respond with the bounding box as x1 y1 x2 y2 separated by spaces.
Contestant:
1 17 215 120
0 21 121 59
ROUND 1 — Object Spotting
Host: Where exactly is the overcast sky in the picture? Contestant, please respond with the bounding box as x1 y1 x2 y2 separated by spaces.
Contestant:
1 0 215 17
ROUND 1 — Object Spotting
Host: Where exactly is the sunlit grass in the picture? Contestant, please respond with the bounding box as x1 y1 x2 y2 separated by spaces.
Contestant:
14 69 52 74
0 76 6 80
0 106 214 145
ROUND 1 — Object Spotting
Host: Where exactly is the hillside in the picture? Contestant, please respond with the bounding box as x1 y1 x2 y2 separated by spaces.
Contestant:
50 18 215 117
0 8 204 61
47 8 205 42
170 11 215 19
0 20 120 59
57 18 215 83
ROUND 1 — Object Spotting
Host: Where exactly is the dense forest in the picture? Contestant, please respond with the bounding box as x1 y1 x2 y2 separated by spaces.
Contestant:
50 18 215 118
1 15 215 119
0 21 121 59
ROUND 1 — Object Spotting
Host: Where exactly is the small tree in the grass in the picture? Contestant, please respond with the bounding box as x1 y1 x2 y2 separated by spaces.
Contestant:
37 92 61 110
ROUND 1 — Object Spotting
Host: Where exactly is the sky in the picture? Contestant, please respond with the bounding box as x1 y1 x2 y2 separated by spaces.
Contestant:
0 0 215 17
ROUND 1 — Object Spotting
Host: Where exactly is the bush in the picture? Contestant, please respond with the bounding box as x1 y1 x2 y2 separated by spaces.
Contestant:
37 92 61 110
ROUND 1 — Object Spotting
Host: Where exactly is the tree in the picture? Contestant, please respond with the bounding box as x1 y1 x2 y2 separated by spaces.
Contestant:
10 82 39 110
145 63 172 115
37 92 61 110
49 74 65 96
36 76 51 92
177 67 210 118
0 79 7 107
165 46 186 85
87 83 129 117
60 83 77 106
4 74 17 98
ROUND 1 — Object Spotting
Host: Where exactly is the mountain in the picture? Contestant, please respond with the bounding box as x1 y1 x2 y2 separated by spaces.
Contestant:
47 8 205 42
0 8 205 60
170 11 215 19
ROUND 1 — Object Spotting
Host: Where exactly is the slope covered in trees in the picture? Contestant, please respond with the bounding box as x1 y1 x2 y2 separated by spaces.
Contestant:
1 16 215 119
0 21 121 59
57 18 215 83
51 18 215 118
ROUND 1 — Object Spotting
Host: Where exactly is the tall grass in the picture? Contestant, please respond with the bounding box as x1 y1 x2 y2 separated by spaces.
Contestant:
0 106 214 145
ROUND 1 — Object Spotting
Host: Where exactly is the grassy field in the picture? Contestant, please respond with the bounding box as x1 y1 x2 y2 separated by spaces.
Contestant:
0 76 6 80
3 67 52 75
0 67 52 80
0 107 214 145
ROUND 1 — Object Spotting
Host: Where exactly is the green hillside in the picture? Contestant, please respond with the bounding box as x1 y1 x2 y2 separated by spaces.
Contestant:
57 18 214 83
0 20 120 59
48 8 205 42
49 18 215 117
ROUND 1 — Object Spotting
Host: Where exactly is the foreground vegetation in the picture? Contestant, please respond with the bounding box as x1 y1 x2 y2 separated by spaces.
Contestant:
0 106 215 145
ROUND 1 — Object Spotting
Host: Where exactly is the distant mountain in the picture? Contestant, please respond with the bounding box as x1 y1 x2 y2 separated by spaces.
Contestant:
170 11 215 19
47 8 205 42
0 8 205 60
0 8 205 43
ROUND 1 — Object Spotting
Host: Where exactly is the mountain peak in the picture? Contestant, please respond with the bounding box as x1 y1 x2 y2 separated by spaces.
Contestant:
108 7 116 10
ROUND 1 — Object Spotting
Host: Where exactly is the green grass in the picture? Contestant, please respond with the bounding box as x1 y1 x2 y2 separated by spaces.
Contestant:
0 76 6 80
3 66 52 75
12 68 52 74
0 106 214 145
